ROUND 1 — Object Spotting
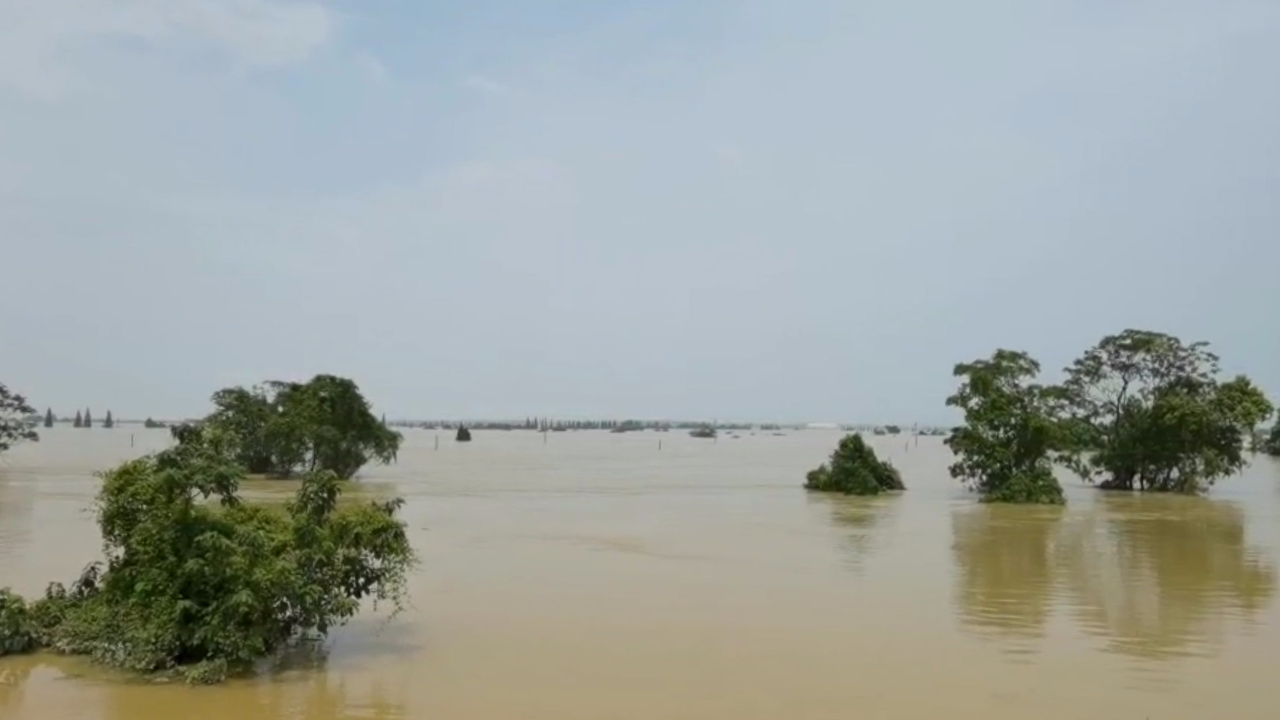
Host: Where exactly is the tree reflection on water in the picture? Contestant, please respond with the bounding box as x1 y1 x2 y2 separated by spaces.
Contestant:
951 493 1275 661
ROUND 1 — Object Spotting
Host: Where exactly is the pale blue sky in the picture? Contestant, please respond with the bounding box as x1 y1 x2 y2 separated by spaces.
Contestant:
1 0 1277 423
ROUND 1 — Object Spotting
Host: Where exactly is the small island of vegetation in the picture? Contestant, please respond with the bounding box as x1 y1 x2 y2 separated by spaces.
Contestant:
0 376 414 684
202 375 401 479
456 426 472 442
805 434 904 495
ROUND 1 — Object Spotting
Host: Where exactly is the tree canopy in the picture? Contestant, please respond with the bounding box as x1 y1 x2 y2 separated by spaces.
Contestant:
0 424 415 681
1059 330 1273 494
103 410 114 429
0 383 39 455
203 375 401 480
1266 425 1280 457
74 410 83 428
805 434 904 495
84 408 93 428
43 408 54 428
945 350 1066 504
456 426 472 442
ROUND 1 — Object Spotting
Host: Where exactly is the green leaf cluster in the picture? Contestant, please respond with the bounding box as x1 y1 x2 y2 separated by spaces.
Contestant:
947 331 1274 502
1 424 415 682
945 350 1066 505
204 375 401 479
0 589 37 656
1059 330 1273 493
805 434 905 495
0 382 38 455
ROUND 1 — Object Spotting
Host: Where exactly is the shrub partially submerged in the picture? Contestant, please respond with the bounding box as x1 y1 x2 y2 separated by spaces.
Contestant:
1 426 415 683
0 589 36 656
805 434 904 495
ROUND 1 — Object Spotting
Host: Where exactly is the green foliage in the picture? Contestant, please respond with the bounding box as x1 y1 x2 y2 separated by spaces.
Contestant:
805 434 904 495
1268 425 1280 457
84 408 93 428
0 589 36 656
44 408 54 428
6 424 414 683
74 410 83 428
945 350 1066 505
144 417 165 429
0 382 39 455
1060 330 1273 494
103 410 114 428
204 375 402 480
456 426 472 442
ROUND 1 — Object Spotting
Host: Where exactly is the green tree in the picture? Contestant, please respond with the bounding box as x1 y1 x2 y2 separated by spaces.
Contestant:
44 408 55 428
206 386 279 474
84 408 93 428
805 434 904 495
0 383 39 456
945 350 1065 504
1268 425 1280 456
1060 330 1273 494
204 376 401 480
0 424 414 682
103 410 114 429
74 410 83 428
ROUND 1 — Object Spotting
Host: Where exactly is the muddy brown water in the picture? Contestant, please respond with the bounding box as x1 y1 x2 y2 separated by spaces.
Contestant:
3 427 1280 719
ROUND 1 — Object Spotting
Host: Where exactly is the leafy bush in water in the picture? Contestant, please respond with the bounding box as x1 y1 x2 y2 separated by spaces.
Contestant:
805 434 904 495
1058 330 1272 494
0 589 36 656
205 375 401 479
1 425 414 683
945 350 1066 505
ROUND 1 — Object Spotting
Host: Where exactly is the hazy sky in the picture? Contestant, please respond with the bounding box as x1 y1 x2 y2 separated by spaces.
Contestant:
1 0 1277 424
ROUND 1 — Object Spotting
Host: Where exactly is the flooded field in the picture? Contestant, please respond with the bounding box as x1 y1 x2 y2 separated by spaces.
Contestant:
3 426 1280 719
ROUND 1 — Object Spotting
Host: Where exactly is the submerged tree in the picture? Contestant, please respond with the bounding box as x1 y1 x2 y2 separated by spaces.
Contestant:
1266 425 1280 457
0 383 39 456
805 434 904 495
44 408 54 429
74 410 83 428
945 350 1066 504
0 424 415 682
203 376 401 479
103 410 114 429
1059 330 1272 494
83 408 93 428
456 426 472 442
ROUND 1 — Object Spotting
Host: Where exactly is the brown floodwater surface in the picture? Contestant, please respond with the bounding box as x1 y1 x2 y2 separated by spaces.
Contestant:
3 427 1280 719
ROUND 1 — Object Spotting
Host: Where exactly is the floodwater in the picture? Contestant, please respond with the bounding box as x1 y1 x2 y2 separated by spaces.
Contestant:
3 427 1280 719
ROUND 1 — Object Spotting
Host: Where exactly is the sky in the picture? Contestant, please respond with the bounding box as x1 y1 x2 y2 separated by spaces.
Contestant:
1 0 1277 424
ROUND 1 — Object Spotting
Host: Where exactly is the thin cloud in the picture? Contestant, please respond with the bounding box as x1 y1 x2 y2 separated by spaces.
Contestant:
354 52 390 85
461 73 512 98
0 0 337 97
